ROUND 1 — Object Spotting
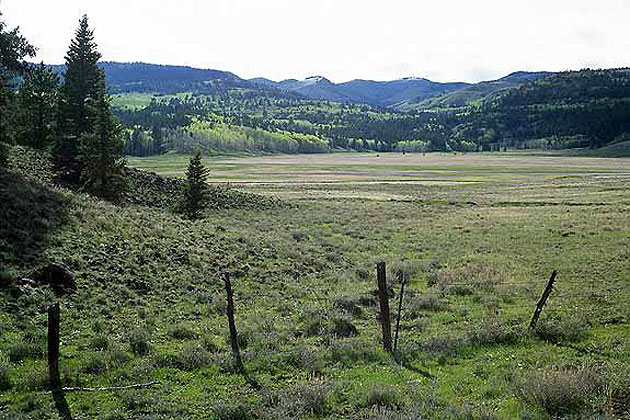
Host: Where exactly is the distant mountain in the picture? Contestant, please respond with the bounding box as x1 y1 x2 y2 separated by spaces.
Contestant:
47 62 555 110
50 62 251 94
249 75 469 107
400 71 554 110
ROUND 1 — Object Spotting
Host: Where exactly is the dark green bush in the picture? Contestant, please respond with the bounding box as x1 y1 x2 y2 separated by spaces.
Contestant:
176 343 212 371
127 327 151 355
363 384 401 408
213 400 257 420
0 358 12 391
168 322 197 340
331 317 358 338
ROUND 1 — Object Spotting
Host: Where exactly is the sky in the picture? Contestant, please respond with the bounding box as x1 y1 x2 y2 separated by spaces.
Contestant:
2 0 630 83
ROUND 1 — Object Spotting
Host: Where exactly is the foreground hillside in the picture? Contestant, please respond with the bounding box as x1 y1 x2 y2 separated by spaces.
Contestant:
1 148 629 419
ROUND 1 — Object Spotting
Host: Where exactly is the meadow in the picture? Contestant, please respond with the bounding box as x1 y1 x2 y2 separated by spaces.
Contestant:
2 150 629 419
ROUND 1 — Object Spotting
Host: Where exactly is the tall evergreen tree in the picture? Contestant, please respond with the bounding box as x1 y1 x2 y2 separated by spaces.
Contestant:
55 14 102 180
79 75 126 201
0 13 36 165
17 63 59 149
180 150 208 219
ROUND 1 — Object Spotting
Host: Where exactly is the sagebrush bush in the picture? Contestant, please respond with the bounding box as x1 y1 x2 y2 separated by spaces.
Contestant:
106 345 131 368
18 366 49 390
329 339 385 365
128 327 151 355
7 339 45 362
168 322 198 340
408 293 447 314
89 333 109 351
0 357 12 391
84 352 108 374
468 318 521 346
176 343 212 371
517 366 607 416
331 317 358 338
363 384 402 408
419 335 466 360
536 313 589 343
213 400 257 420
263 382 330 418
334 296 364 317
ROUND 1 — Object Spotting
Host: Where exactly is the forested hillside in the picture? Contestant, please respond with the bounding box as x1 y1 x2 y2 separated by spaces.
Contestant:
109 67 630 156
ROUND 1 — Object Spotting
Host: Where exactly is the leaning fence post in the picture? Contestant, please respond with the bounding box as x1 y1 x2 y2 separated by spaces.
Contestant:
393 270 406 354
223 273 259 388
376 262 393 353
529 270 558 331
48 303 71 420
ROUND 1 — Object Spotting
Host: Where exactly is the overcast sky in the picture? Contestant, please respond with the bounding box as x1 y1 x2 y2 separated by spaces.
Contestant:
3 0 629 83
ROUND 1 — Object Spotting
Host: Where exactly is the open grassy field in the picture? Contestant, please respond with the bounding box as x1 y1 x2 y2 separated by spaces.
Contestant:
2 150 630 419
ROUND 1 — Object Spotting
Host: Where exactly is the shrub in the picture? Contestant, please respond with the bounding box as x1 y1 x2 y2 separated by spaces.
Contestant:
0 357 12 391
89 333 109 351
19 366 49 390
516 366 607 416
408 293 447 314
213 400 257 420
106 345 132 368
168 322 197 340
176 343 212 371
331 317 358 338
84 352 108 374
363 385 401 408
468 318 520 346
334 296 364 317
263 382 330 418
329 339 385 365
201 334 221 352
7 339 45 362
536 313 589 343
419 335 466 359
127 327 151 355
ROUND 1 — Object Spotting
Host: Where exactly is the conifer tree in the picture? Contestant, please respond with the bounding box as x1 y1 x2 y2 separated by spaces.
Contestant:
79 76 126 201
0 13 36 165
180 150 208 219
55 14 102 180
17 63 59 149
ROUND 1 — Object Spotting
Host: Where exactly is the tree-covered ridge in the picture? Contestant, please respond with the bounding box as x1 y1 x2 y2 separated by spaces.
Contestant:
471 68 630 149
110 66 630 156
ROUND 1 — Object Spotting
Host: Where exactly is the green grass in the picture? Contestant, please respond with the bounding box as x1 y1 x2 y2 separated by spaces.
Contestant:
2 148 629 419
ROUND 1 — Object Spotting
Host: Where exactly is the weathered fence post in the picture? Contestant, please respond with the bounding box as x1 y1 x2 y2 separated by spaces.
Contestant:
223 273 245 373
529 270 558 331
393 270 406 354
48 303 71 420
376 262 393 353
223 273 259 388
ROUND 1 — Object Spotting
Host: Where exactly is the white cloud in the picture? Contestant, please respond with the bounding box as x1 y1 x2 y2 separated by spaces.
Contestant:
2 0 629 83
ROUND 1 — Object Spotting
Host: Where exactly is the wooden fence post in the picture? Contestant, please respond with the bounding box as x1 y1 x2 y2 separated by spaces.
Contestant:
223 273 259 388
223 273 245 374
393 271 406 354
376 262 392 353
529 270 558 331
48 303 71 420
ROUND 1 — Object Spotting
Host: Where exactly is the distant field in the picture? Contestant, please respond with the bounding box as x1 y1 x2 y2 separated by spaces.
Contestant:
128 151 630 197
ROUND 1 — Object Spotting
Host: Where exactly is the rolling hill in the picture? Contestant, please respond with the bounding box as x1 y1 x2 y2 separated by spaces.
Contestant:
399 71 554 110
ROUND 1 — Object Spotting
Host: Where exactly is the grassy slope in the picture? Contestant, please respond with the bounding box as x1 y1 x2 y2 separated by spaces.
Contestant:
1 149 629 419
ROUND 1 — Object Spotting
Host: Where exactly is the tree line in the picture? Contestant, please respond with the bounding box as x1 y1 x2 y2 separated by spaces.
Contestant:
1 13 124 201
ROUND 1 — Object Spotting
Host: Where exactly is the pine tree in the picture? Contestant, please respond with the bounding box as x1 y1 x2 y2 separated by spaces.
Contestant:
79 75 126 201
180 150 208 219
55 14 102 180
17 63 59 149
0 13 36 165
